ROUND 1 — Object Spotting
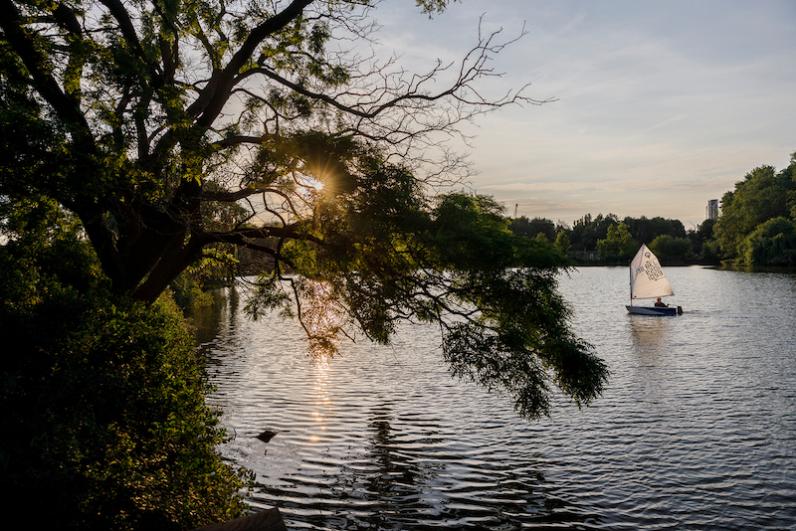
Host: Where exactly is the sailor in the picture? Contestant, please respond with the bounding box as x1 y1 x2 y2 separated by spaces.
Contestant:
654 297 668 308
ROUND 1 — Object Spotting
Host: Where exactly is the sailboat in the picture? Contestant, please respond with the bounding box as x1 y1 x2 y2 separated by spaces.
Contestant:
626 244 683 316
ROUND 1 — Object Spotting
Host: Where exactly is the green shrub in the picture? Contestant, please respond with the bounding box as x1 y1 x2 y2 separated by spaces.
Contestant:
738 217 796 268
0 200 249 530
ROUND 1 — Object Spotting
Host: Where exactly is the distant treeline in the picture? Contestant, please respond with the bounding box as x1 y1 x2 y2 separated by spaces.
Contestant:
508 150 796 268
508 213 711 265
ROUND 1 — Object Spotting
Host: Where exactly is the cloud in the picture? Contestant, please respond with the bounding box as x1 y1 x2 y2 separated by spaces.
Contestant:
371 1 796 226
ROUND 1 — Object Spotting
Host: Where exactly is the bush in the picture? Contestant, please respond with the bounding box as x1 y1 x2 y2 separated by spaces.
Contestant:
0 200 249 530
738 217 796 268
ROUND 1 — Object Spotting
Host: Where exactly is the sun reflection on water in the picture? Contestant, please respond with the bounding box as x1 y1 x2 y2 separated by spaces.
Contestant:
308 353 332 442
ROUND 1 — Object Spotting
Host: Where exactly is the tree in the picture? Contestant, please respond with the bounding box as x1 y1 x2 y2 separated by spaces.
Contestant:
1 1 607 419
687 218 719 263
714 163 795 258
596 222 637 263
0 197 249 530
737 217 796 268
569 213 618 252
622 216 686 244
649 234 691 264
510 216 556 241
554 229 571 255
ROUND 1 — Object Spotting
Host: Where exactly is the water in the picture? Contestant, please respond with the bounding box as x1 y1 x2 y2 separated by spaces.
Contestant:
203 267 796 529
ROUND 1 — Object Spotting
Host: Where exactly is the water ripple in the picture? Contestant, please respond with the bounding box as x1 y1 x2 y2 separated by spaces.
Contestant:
205 267 796 529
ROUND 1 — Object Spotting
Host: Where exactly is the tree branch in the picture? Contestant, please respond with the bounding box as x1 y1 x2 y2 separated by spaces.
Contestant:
98 0 160 79
204 224 323 246
186 0 313 130
0 0 94 151
202 185 272 202
51 2 85 103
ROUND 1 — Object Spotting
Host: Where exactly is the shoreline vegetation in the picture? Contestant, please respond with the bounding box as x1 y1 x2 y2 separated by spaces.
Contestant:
499 152 796 271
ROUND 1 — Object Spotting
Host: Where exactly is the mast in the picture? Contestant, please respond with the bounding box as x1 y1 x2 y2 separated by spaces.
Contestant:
629 259 632 306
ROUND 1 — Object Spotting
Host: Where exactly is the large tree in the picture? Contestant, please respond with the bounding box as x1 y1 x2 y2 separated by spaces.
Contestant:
714 162 795 258
0 0 607 417
596 221 636 263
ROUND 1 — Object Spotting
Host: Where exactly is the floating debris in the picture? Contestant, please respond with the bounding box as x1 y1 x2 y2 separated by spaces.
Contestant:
256 429 277 443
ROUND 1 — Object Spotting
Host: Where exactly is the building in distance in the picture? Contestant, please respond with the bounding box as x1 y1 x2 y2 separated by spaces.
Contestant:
706 199 719 221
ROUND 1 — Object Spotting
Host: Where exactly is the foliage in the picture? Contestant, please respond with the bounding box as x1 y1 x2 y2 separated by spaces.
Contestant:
564 213 689 263
569 213 619 253
685 219 720 264
649 234 691 263
0 199 249 530
509 216 556 241
554 229 571 255
596 222 637 263
737 217 796 268
714 162 795 258
622 216 686 244
510 212 715 265
537 157 796 267
701 239 722 263
171 246 238 313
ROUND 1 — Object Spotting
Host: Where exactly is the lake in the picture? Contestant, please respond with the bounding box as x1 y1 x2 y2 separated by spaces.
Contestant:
203 267 796 529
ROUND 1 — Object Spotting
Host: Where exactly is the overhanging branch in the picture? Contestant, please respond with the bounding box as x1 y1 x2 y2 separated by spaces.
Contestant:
203 224 323 246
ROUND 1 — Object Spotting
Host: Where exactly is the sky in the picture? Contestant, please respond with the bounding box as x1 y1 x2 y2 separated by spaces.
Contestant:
368 0 796 228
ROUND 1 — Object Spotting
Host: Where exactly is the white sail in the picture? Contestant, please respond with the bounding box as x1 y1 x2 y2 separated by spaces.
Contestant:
629 244 673 300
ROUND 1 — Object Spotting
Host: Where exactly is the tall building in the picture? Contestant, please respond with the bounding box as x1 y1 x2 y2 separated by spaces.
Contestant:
706 199 719 221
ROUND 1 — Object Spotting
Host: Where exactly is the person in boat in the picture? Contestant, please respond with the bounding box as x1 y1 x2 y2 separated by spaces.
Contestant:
654 297 668 308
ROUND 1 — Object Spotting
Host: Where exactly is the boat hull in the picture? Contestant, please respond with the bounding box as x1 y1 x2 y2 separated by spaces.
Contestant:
626 305 681 316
